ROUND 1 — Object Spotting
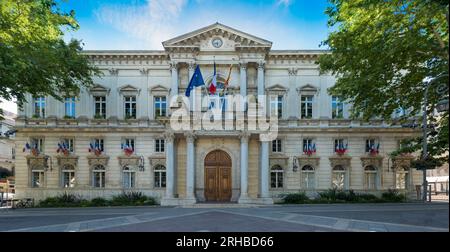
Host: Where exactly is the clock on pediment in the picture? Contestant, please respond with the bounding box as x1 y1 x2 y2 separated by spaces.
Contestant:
212 38 223 48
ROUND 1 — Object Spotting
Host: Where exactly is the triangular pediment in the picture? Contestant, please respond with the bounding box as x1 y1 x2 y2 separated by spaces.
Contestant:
149 85 169 93
266 84 288 92
118 85 140 93
90 84 110 93
297 84 318 93
162 23 272 49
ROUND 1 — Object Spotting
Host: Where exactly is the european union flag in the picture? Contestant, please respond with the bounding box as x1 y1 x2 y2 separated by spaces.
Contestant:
185 65 205 97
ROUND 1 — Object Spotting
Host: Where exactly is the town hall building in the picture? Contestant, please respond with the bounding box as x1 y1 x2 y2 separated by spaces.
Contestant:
14 23 421 205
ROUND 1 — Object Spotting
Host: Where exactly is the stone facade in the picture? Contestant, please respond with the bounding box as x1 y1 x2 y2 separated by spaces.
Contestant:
14 23 422 205
0 111 16 174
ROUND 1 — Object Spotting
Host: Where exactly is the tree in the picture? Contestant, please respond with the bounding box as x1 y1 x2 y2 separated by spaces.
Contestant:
318 0 449 165
0 0 101 118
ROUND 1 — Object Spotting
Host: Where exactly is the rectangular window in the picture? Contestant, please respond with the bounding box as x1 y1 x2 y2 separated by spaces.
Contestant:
94 96 106 119
155 139 165 153
62 170 75 188
301 96 313 119
31 138 44 153
272 139 282 153
332 96 344 119
33 97 46 118
365 139 377 153
332 172 346 190
64 97 76 118
270 95 283 118
93 170 105 188
365 173 376 190
61 138 74 153
123 171 135 189
31 170 44 188
302 139 314 153
334 139 347 153
93 139 104 152
123 138 135 151
124 96 137 119
154 96 167 117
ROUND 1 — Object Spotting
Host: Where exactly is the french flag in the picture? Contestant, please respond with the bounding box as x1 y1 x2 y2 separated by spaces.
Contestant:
209 61 217 95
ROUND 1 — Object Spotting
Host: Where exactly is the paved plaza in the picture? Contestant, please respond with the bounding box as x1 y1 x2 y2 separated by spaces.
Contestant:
0 203 448 232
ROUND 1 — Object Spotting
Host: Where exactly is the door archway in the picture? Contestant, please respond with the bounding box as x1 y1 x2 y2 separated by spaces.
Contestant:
204 150 232 202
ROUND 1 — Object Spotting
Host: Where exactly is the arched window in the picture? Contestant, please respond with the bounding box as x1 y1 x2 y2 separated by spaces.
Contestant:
92 165 105 188
31 167 45 188
122 166 135 189
301 165 315 189
61 164 75 188
154 165 166 188
396 166 409 190
270 165 284 189
364 165 377 190
332 165 346 190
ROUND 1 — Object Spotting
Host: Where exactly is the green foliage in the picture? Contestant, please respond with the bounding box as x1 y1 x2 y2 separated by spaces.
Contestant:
0 0 101 119
94 113 105 119
281 192 310 204
38 192 83 207
281 188 405 204
381 189 406 202
90 197 109 207
0 167 12 178
110 191 156 206
319 0 449 162
37 192 158 207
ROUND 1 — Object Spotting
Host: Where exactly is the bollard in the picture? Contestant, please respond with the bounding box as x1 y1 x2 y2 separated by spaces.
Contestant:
428 184 432 202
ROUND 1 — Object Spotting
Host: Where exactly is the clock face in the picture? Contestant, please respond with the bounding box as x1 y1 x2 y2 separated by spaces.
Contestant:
212 38 223 48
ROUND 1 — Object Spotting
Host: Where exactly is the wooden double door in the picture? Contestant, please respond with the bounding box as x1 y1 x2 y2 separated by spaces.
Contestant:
204 150 232 202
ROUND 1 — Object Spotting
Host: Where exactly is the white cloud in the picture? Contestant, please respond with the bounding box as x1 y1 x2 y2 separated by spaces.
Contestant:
93 0 322 50
276 0 292 7
95 0 188 49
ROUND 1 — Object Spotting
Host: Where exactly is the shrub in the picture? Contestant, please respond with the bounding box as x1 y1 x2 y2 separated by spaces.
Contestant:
110 191 156 206
381 189 406 202
90 197 109 207
37 191 158 207
38 192 82 207
281 192 310 204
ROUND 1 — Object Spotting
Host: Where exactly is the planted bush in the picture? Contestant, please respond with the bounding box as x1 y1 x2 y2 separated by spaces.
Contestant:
37 191 158 207
281 192 310 204
38 192 83 207
381 189 406 202
110 191 156 206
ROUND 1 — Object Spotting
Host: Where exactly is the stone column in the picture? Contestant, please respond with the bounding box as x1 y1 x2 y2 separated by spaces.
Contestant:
287 68 298 119
109 68 119 119
188 62 196 111
162 131 176 204
260 140 270 198
238 132 250 203
257 61 265 96
185 132 196 203
170 62 179 98
139 68 149 119
240 63 247 112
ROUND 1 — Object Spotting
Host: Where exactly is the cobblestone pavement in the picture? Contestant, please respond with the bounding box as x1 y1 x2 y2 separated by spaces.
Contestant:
0 203 447 232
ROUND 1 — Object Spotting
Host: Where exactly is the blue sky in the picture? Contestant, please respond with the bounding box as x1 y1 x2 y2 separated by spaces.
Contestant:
62 0 331 50
1 0 331 113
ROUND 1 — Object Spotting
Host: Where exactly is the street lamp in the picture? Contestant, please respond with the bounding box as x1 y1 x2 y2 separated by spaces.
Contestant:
421 74 448 202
